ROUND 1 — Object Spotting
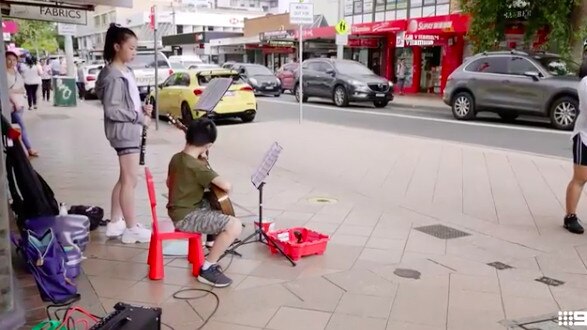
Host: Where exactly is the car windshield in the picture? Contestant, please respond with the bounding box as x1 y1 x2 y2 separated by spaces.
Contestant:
334 61 374 75
537 56 576 76
128 53 169 69
169 62 186 69
245 65 273 76
197 72 243 86
190 64 220 70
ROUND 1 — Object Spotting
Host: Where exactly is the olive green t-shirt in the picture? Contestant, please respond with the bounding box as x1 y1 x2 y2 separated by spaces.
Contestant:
167 152 218 222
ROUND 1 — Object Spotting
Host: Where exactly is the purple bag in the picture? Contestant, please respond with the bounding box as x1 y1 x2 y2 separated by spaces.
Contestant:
14 229 78 303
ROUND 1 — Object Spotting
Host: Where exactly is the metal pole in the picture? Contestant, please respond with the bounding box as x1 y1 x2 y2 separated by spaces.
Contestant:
64 35 75 77
337 0 344 59
154 5 159 130
298 24 303 124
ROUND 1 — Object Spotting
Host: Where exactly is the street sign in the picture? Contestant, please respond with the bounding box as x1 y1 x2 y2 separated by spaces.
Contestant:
335 19 349 35
149 5 156 30
289 2 314 25
57 23 76 36
8 5 88 25
335 34 348 46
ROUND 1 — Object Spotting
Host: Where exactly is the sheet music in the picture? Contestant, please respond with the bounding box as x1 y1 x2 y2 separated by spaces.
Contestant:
251 142 283 189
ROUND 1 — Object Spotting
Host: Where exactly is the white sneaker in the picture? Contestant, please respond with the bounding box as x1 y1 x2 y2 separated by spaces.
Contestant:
121 224 152 244
105 220 126 238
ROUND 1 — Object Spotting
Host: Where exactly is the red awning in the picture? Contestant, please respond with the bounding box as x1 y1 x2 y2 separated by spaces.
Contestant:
406 13 470 35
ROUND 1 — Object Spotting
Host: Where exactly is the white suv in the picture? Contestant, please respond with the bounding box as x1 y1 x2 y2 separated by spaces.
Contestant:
129 51 174 99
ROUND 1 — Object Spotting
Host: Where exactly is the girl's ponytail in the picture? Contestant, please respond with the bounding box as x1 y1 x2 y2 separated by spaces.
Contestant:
103 23 137 64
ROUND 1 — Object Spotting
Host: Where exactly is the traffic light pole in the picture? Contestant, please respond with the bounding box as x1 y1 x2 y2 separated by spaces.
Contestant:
337 0 344 59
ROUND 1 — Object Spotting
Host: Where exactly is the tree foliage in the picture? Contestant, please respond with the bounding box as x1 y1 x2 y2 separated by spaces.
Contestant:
13 19 59 55
461 0 582 59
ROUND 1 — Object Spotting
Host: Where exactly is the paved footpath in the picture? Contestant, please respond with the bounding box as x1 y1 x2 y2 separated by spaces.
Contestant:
16 100 587 329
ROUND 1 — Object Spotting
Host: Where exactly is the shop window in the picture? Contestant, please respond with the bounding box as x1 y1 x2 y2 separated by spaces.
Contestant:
410 7 422 18
423 0 435 5
436 4 450 15
375 12 385 21
397 9 408 18
363 0 374 13
354 1 363 14
508 57 539 75
422 5 435 16
397 0 408 9
363 14 373 23
410 0 422 7
375 0 386 11
386 11 396 20
345 0 354 15
437 0 449 3
353 15 363 23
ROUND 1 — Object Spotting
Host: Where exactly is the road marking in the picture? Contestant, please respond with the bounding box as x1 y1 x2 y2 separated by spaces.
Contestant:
258 98 572 136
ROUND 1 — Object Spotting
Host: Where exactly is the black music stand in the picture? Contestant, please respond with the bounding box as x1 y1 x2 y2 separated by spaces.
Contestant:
222 142 296 266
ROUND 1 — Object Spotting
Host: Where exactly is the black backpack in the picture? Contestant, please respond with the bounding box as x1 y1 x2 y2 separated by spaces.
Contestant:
1 114 59 229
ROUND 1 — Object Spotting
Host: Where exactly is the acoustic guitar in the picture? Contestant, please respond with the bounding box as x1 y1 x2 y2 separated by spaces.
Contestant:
166 114 236 216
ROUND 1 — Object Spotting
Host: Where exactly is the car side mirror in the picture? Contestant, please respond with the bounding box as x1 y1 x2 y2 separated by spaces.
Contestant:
158 84 164 89
326 69 335 76
524 71 540 81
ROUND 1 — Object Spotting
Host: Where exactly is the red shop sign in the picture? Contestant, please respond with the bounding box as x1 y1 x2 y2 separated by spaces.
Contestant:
351 20 407 35
295 26 336 40
406 13 470 35
348 38 380 48
2 21 18 34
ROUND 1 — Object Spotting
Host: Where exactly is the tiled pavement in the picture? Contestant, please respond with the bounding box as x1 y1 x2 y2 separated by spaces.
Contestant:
13 100 587 329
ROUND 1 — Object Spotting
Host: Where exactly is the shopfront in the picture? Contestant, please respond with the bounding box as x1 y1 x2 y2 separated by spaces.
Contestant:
394 13 470 94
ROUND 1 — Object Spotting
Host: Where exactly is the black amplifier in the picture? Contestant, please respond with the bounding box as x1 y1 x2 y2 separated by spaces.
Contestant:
89 302 162 330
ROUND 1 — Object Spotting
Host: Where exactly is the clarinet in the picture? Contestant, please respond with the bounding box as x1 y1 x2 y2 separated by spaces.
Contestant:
139 99 150 166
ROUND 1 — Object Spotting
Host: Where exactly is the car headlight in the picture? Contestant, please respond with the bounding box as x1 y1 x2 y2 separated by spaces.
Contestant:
249 78 258 85
276 78 281 85
349 80 366 87
388 81 394 87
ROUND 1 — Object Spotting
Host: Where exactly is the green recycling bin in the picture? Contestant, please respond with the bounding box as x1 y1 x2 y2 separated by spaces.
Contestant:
52 76 77 107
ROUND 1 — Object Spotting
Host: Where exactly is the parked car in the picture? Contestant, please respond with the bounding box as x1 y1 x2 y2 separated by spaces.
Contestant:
294 58 394 108
168 55 203 69
222 61 236 70
81 64 103 99
443 50 580 130
147 68 257 123
128 51 174 100
231 63 282 97
276 62 299 93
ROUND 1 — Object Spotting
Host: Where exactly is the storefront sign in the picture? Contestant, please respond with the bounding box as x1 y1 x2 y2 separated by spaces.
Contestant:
260 30 296 42
351 20 407 35
403 34 441 46
505 0 530 20
294 26 336 40
2 21 18 34
348 38 380 48
8 5 88 25
406 14 469 35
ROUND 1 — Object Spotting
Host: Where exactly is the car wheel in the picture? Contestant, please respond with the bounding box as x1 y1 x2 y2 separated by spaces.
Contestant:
181 102 194 127
241 111 256 123
149 97 157 118
374 100 388 108
451 92 476 120
333 85 349 107
295 84 308 103
498 112 519 121
550 96 578 130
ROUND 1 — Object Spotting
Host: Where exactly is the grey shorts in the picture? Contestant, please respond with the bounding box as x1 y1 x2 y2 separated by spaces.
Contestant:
175 199 231 235
114 146 140 156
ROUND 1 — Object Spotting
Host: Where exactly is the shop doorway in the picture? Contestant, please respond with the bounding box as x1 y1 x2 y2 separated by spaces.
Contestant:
420 46 442 94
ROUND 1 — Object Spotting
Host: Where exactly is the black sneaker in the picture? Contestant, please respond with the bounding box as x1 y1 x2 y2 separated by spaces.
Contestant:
564 214 584 234
197 265 233 288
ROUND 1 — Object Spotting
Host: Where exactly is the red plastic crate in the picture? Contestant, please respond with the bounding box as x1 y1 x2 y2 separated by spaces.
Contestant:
267 227 330 261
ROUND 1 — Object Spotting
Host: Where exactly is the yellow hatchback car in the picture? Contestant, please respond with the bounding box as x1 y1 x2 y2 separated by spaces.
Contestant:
147 68 257 124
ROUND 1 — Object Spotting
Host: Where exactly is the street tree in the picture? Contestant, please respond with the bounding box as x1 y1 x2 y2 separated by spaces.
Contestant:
460 0 583 59
13 19 59 57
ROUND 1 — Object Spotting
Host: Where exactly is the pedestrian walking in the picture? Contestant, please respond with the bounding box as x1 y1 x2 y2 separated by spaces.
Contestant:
6 49 38 157
41 58 52 101
564 59 587 234
76 62 86 100
396 58 407 95
21 56 42 110
95 23 152 244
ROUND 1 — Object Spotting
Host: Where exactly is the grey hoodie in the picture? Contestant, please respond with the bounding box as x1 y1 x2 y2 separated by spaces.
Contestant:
95 65 144 149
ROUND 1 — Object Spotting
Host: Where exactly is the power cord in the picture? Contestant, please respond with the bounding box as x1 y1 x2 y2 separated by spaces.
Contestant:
170 252 235 330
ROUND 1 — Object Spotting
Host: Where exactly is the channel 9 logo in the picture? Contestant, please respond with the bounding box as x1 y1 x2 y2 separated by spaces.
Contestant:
559 311 587 326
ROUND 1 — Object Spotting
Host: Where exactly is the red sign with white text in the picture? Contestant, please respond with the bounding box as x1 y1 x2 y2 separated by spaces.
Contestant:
406 14 470 35
294 26 336 40
351 20 407 35
347 38 380 48
149 6 155 30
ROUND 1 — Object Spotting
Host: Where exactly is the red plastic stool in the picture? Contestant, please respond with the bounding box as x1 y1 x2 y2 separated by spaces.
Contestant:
144 167 205 280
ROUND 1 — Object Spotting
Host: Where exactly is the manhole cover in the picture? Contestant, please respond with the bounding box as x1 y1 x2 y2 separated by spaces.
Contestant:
414 224 470 240
393 268 421 279
307 197 338 204
487 261 514 270
38 114 70 120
